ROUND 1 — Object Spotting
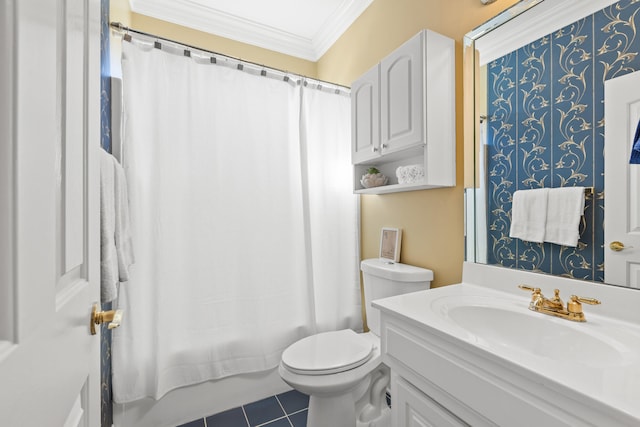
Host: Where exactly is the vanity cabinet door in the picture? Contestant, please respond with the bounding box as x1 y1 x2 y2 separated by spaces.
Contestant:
394 376 469 427
380 31 424 155
351 64 380 164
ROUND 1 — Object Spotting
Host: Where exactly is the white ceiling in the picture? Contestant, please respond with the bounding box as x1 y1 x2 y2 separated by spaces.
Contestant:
129 0 375 61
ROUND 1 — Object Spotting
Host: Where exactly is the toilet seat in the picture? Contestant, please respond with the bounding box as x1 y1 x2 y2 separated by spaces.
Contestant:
281 329 374 376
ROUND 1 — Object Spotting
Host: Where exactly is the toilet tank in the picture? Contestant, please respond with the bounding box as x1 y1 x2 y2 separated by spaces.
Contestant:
361 258 433 335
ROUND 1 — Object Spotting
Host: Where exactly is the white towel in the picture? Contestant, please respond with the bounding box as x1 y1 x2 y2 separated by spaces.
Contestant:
114 159 135 282
544 187 585 247
100 149 135 302
509 188 549 243
101 149 118 302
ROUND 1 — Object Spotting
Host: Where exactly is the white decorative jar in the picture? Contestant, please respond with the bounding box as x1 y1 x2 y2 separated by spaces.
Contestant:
360 171 388 188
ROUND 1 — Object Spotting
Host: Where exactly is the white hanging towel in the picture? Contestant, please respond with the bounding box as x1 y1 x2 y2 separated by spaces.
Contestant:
509 188 549 243
100 149 118 302
114 157 135 282
100 149 135 303
544 187 585 247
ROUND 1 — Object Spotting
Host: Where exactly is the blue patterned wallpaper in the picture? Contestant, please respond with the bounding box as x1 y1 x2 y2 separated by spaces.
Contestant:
100 0 113 426
487 0 640 281
101 0 111 154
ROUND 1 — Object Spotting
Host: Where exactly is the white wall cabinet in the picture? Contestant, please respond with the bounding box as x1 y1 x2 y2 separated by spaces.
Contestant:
351 29 455 194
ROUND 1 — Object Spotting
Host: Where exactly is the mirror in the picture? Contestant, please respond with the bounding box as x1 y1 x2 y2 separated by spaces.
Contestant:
464 0 640 286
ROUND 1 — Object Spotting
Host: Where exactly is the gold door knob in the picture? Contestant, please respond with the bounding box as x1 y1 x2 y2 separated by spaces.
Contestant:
609 241 632 252
90 303 123 335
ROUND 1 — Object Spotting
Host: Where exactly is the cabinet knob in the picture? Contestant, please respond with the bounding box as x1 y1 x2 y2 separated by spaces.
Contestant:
381 144 388 149
372 147 378 153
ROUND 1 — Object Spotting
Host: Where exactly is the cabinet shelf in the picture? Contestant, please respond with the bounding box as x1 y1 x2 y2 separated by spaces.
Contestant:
355 181 443 195
354 148 444 194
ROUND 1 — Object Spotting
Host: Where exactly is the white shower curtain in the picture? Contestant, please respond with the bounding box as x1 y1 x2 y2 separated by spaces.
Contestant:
301 89 361 331
112 40 360 403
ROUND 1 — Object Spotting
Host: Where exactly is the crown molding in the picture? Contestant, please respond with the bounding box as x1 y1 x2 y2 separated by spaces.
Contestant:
129 0 373 62
312 0 374 60
475 0 618 65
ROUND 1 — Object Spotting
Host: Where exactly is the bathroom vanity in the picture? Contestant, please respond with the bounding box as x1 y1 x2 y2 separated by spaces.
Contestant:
373 262 640 427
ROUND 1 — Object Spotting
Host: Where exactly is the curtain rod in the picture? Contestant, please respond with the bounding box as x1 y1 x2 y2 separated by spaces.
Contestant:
109 22 351 92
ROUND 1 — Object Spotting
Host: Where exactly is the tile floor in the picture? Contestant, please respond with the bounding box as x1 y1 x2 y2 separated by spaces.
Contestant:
177 389 309 427
178 389 391 427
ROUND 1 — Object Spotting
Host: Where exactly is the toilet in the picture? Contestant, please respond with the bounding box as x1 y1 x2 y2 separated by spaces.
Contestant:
279 258 433 427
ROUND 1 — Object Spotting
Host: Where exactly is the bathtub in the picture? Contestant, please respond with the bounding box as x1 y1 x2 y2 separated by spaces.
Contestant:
112 368 290 427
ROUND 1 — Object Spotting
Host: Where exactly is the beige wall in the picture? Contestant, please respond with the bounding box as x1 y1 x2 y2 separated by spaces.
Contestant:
109 0 519 289
318 0 518 288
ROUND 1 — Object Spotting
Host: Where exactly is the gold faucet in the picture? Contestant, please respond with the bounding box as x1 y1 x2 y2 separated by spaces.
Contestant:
518 285 601 322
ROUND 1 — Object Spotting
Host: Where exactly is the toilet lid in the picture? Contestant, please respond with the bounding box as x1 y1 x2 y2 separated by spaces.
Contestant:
282 329 374 376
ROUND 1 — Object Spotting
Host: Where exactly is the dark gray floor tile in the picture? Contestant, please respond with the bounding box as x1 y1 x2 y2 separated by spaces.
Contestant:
243 396 286 426
277 390 309 415
176 418 205 427
261 418 291 427
288 410 308 427
206 406 248 427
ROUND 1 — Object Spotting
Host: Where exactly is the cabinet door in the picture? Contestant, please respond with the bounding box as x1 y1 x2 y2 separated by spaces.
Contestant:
380 32 424 154
395 377 469 427
351 64 380 164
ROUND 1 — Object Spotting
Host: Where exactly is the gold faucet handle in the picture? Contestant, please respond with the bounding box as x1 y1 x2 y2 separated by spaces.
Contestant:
518 285 543 311
518 284 541 294
566 295 601 322
572 295 601 305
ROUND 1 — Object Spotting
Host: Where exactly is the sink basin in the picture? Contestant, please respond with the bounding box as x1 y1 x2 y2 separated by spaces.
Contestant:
431 294 638 367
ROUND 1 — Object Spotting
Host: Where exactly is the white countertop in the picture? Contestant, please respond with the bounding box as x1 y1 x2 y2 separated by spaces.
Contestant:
373 262 640 424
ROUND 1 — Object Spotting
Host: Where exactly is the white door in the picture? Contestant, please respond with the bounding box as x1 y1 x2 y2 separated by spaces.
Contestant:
0 0 101 426
605 70 640 288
